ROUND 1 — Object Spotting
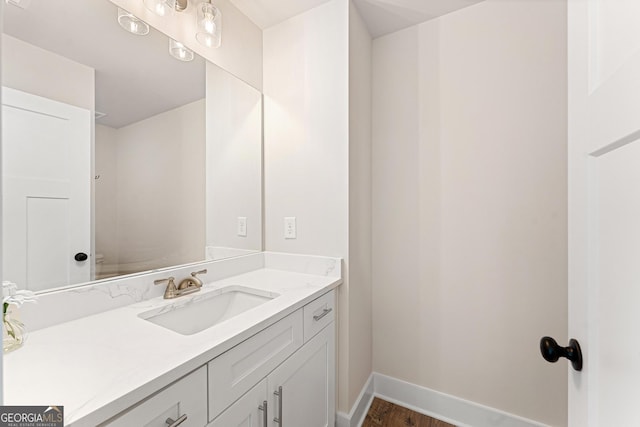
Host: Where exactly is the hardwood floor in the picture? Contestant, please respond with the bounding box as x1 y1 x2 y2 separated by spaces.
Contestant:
362 397 456 427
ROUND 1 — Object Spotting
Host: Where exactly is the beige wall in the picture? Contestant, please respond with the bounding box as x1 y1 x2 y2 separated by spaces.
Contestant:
206 62 262 254
264 0 375 414
372 1 568 425
348 1 373 411
1 35 94 111
95 100 206 275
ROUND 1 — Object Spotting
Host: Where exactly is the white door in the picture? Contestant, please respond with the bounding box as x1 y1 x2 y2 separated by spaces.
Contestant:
568 0 640 425
2 87 91 291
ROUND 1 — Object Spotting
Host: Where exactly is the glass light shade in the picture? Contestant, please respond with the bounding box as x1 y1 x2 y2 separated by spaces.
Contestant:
169 39 195 62
143 0 175 17
196 1 221 48
117 8 149 35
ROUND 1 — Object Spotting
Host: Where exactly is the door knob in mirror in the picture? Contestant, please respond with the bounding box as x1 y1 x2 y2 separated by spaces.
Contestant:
74 252 88 262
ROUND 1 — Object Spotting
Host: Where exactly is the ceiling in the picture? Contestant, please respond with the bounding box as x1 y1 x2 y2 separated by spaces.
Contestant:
3 0 483 127
228 0 485 37
3 0 205 128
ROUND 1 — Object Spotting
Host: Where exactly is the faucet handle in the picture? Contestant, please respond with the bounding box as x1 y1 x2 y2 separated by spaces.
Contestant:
154 277 176 286
190 269 207 287
154 277 178 299
191 269 207 278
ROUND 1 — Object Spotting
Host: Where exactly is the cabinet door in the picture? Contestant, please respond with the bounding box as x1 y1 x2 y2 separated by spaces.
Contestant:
209 310 303 420
105 366 207 427
209 379 268 427
268 324 335 427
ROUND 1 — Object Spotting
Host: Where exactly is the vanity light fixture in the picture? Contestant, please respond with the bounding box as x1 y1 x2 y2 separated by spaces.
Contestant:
169 39 195 61
143 0 169 17
195 0 222 48
117 8 150 36
143 0 186 16
141 0 222 49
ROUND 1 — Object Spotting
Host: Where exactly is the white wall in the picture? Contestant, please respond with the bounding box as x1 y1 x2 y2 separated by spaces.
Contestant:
263 0 355 413
108 99 206 275
110 0 262 90
1 35 94 111
372 1 568 425
347 0 373 411
206 62 262 255
95 124 119 274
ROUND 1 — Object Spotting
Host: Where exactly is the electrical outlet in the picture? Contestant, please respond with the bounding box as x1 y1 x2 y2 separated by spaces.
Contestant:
237 217 247 237
284 217 296 239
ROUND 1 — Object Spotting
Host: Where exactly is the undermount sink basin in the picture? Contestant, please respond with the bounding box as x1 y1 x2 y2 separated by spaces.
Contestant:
139 286 279 335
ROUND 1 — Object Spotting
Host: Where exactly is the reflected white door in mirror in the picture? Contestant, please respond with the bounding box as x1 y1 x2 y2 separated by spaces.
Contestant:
2 88 91 291
2 0 263 295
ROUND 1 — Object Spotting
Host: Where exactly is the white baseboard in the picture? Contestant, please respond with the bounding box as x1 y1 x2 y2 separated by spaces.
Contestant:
338 373 549 427
336 373 374 427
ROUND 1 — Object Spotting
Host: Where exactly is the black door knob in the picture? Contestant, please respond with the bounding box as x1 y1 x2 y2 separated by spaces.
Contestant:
540 336 583 371
74 252 88 262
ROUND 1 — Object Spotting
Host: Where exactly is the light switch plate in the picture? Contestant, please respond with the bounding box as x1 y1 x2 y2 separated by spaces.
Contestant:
237 217 247 237
284 217 296 239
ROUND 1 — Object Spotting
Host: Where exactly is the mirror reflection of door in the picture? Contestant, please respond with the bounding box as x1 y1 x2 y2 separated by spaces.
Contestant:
2 88 91 291
2 0 262 293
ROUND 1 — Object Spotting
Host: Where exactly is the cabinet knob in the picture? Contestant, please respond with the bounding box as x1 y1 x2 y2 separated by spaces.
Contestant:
165 414 187 427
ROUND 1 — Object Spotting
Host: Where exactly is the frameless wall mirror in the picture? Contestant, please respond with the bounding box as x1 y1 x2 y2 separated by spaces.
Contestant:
1 0 262 293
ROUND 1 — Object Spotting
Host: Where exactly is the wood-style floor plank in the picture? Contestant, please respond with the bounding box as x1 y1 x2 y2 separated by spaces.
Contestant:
362 397 456 427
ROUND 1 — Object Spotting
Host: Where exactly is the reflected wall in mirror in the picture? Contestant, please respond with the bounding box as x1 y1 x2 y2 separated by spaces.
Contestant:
1 0 262 292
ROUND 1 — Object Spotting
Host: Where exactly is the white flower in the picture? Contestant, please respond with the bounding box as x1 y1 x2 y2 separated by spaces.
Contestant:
3 281 37 309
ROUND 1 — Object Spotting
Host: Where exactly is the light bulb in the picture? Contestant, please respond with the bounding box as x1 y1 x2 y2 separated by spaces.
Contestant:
204 19 216 34
196 2 221 48
169 39 194 62
144 0 173 17
117 8 149 36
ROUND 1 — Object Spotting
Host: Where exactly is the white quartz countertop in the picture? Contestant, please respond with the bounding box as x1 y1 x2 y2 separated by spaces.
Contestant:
3 267 341 426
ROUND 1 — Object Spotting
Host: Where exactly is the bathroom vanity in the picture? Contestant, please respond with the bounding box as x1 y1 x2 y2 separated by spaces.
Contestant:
3 253 341 427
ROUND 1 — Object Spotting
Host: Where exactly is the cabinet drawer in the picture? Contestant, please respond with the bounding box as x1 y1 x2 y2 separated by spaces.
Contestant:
105 366 207 427
208 310 303 421
303 290 335 342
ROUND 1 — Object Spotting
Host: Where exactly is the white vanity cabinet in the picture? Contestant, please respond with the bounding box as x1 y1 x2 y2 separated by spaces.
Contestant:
102 290 336 427
208 290 336 427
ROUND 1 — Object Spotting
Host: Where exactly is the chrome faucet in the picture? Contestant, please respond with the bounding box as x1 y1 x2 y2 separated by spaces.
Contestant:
154 269 208 299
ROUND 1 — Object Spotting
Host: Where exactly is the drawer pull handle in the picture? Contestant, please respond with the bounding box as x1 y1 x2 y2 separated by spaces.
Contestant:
165 414 187 427
259 401 268 427
313 308 332 321
273 386 283 425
